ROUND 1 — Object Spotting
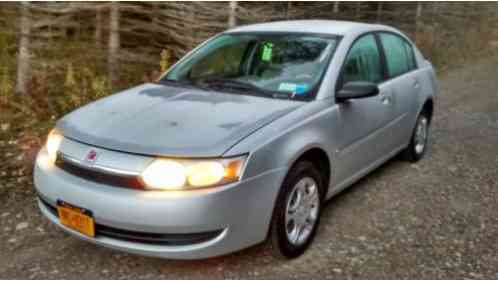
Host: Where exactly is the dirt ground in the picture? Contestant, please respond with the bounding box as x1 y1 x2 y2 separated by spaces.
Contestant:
1 52 498 279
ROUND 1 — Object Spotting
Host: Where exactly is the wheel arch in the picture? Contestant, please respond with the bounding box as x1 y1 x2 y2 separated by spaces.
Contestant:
410 97 434 134
287 146 331 200
265 146 332 243
422 98 434 123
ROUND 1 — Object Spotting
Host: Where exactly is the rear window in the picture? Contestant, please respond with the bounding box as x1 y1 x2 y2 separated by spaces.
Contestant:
379 33 416 78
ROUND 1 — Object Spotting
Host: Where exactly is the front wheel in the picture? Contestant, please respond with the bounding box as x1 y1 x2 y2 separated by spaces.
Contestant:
402 110 430 162
269 161 324 259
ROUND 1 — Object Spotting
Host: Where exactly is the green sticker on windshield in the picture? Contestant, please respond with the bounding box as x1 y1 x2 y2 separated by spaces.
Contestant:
261 42 273 62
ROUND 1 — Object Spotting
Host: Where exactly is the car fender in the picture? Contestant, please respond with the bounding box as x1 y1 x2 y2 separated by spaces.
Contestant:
225 99 338 191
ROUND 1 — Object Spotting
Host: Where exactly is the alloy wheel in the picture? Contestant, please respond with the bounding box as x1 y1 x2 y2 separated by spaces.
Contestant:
285 177 320 246
414 116 428 155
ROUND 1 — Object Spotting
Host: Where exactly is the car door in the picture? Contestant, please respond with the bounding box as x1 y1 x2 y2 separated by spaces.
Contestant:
378 32 420 149
333 33 397 186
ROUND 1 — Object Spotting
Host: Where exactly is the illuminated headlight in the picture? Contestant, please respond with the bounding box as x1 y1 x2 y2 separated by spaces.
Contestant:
46 129 64 162
140 156 247 190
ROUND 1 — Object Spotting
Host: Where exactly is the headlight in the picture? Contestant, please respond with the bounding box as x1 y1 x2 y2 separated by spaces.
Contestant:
140 156 246 190
187 161 225 187
46 129 63 162
140 160 187 190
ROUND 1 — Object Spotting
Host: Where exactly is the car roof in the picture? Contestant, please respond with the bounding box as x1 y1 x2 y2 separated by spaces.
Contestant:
226 20 390 36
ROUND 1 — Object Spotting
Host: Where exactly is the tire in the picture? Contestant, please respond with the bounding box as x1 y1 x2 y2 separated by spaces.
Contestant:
402 109 431 162
269 161 324 259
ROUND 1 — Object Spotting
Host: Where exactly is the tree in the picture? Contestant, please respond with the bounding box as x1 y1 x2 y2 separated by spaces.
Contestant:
333 2 340 14
415 2 423 44
376 3 383 23
95 6 103 48
15 1 30 95
108 2 120 88
228 1 237 28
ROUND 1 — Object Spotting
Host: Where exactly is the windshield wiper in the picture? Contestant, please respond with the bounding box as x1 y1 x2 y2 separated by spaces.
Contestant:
199 78 289 99
159 78 294 100
156 79 211 91
201 78 258 90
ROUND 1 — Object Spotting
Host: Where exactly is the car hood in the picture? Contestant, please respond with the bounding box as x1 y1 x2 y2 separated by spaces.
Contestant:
57 83 302 157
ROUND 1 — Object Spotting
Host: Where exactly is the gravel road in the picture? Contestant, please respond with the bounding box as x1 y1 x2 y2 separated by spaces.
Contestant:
1 53 497 279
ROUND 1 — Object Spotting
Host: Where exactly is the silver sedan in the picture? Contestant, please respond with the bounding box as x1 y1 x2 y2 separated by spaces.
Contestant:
34 20 437 259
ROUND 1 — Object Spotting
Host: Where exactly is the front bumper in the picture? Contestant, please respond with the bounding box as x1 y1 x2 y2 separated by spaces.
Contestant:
34 148 287 259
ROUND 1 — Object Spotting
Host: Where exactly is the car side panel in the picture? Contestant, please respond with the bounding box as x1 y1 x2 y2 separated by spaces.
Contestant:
225 97 395 200
225 100 339 189
383 71 420 149
333 83 396 186
227 28 437 203
224 96 399 202
407 62 438 135
374 31 437 150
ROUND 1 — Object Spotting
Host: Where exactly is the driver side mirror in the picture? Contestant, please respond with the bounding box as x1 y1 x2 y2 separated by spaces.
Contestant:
337 81 379 102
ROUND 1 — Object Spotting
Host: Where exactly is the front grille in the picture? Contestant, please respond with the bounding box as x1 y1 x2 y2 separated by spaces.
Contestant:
39 198 223 246
55 154 145 189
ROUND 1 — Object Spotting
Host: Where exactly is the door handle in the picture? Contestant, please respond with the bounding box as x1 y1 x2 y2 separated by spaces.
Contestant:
413 79 420 89
380 94 391 105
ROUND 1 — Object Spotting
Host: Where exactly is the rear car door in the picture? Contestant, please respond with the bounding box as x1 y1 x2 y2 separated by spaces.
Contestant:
334 33 396 185
378 32 420 149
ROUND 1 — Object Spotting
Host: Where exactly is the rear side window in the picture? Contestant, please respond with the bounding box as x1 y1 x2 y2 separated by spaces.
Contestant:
342 34 383 84
379 33 416 78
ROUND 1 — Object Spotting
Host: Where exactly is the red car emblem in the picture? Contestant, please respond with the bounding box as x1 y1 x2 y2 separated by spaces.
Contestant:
85 150 98 163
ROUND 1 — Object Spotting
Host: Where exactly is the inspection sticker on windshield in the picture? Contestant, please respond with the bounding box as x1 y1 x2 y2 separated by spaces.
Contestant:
279 83 309 95
261 42 274 61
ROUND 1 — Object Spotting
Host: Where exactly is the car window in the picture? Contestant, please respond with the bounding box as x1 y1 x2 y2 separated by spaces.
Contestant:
181 36 250 79
342 34 383 85
403 40 416 70
379 33 416 78
164 34 338 100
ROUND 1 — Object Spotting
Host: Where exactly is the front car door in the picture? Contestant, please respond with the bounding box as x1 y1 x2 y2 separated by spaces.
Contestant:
333 33 397 188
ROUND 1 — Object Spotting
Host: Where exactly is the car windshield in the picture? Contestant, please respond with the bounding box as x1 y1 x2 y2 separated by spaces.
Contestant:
161 33 339 100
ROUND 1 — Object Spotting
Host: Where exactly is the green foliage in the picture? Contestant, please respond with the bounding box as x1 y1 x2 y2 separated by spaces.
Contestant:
92 75 109 100
0 66 12 104
0 31 11 56
160 49 172 73
57 63 111 114
0 31 14 106
1 41 115 143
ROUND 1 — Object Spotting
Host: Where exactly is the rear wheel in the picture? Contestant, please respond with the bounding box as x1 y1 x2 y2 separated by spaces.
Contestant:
402 110 430 162
269 161 324 259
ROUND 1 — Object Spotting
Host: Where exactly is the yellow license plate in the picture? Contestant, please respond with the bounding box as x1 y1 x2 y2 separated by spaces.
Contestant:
57 201 95 237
